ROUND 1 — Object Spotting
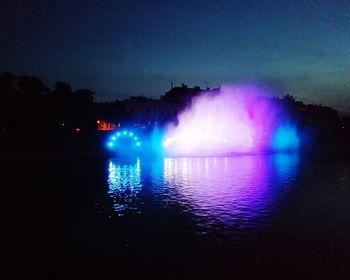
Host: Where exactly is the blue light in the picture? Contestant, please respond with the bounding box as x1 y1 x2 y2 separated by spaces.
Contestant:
271 124 299 151
105 129 145 153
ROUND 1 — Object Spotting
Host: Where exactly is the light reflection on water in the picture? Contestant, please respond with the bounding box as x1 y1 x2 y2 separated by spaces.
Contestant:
107 158 142 212
107 154 299 230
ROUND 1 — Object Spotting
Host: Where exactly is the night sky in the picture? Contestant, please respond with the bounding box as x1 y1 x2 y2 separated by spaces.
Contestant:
1 0 349 110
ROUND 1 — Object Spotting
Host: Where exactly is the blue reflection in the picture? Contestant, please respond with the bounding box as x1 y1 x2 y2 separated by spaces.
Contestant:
272 153 300 179
107 158 142 213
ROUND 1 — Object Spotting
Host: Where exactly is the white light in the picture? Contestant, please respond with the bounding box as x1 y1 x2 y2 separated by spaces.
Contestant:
163 137 174 147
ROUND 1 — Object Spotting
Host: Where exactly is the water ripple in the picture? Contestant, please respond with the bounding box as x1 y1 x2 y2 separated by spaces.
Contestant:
106 154 300 235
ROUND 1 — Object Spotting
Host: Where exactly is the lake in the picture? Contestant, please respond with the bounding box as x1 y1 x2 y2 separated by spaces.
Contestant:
5 153 350 279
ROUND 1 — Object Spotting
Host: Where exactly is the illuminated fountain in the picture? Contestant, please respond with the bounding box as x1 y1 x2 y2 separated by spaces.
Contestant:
106 129 142 155
105 85 299 157
163 85 299 156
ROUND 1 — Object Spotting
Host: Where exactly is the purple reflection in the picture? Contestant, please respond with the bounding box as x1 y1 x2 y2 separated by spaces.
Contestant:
105 154 299 232
163 155 299 231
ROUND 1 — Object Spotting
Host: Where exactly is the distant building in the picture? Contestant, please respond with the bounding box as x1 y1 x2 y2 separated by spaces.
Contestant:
161 83 203 104
99 84 221 128
97 120 117 131
161 83 220 105
113 84 222 126
120 96 178 126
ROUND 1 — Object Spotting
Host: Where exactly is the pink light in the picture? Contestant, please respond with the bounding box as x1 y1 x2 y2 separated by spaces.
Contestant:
163 85 297 156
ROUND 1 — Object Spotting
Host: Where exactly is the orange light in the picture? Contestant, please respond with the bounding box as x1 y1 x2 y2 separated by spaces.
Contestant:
97 120 100 124
75 128 80 132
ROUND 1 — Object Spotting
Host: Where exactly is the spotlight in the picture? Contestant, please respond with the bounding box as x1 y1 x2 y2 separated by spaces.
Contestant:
129 132 133 136
117 133 121 136
108 142 113 147
111 136 116 140
123 131 127 135
136 142 141 146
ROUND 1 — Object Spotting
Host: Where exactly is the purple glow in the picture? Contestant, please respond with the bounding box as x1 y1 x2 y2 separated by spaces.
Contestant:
162 155 299 229
163 85 299 156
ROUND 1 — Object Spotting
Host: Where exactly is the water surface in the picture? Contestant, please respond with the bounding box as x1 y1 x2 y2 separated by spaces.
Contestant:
6 153 350 279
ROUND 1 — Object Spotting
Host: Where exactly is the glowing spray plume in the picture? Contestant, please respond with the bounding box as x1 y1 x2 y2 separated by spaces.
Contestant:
163 85 299 156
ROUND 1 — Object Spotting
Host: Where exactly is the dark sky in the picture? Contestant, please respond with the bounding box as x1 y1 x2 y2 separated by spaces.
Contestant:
1 0 349 110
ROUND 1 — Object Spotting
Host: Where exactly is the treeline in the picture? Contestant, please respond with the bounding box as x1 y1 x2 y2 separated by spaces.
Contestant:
0 71 349 151
0 72 95 131
278 95 347 152
0 71 349 155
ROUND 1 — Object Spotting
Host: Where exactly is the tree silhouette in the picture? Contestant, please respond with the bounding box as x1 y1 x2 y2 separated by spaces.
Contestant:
17 75 49 99
0 72 16 97
283 94 296 103
75 89 94 103
52 81 73 98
